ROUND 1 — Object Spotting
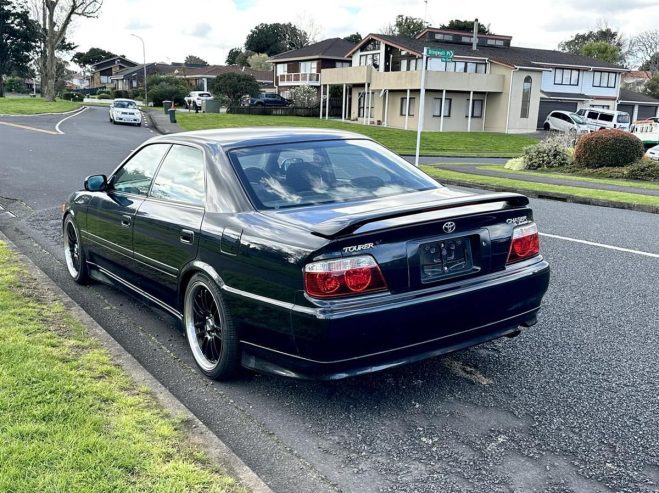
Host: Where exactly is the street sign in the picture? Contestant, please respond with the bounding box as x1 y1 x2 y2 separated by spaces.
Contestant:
426 48 454 61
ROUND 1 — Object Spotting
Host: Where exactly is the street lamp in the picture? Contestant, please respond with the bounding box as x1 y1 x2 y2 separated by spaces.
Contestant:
131 34 147 105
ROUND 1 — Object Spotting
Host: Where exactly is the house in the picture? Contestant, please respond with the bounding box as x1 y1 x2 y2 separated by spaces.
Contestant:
269 38 354 99
110 63 178 91
319 28 627 133
622 70 653 92
90 56 138 89
174 65 274 93
617 89 659 121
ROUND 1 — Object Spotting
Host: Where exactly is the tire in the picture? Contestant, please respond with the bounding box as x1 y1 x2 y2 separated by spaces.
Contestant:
543 122 550 131
183 273 240 380
63 215 89 284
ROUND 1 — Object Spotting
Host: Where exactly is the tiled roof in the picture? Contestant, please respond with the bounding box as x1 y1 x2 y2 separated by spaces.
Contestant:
619 88 659 104
269 38 355 61
355 34 625 70
111 63 177 78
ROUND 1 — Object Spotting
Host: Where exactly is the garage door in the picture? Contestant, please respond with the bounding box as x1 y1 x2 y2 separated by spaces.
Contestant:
537 100 578 129
617 104 634 117
637 105 658 120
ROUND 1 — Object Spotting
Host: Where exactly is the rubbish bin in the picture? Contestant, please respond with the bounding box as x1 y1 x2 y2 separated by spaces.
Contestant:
168 108 176 123
202 99 221 113
163 100 172 114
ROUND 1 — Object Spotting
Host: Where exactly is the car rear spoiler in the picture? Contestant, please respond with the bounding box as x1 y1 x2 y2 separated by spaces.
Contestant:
311 192 529 238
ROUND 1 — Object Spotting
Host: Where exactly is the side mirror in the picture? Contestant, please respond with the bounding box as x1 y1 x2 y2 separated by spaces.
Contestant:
84 174 107 192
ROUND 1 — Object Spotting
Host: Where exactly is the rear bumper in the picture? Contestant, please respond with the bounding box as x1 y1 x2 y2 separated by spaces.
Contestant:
241 258 550 380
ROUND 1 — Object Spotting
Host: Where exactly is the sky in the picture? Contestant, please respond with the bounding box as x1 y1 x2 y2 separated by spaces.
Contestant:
67 0 659 67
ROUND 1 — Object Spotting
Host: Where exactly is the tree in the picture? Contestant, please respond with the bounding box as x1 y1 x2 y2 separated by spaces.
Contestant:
244 23 309 56
0 0 39 97
343 33 362 44
393 15 427 38
211 72 259 106
225 47 242 65
440 19 490 34
234 49 255 67
644 76 659 99
559 27 624 55
580 41 621 64
184 54 208 66
146 74 189 106
247 53 272 71
33 0 103 101
631 31 659 74
72 47 116 68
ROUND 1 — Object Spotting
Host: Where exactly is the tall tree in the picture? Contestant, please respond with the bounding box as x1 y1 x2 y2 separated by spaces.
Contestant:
33 0 103 101
559 27 624 56
211 72 259 106
580 41 621 64
440 19 490 34
184 54 208 66
644 76 659 99
71 46 115 68
225 47 242 65
631 30 659 74
393 15 427 38
639 53 659 73
235 50 255 67
244 23 309 56
343 33 362 44
0 0 39 97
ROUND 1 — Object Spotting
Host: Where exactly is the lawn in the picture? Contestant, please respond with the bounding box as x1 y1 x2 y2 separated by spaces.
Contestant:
0 243 241 493
176 113 538 157
421 166 659 208
0 97 82 115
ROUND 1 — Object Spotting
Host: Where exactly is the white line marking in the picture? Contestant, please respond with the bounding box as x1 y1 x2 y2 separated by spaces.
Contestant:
0 121 59 135
540 233 659 258
55 106 88 134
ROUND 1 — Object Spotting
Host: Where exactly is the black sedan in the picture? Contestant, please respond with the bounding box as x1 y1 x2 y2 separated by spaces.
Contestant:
62 128 550 380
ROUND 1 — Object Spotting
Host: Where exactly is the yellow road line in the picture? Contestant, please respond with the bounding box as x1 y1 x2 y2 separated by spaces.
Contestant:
0 121 60 135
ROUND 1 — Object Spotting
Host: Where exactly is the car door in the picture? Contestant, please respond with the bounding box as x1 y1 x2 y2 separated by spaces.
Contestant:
85 143 171 281
131 144 206 307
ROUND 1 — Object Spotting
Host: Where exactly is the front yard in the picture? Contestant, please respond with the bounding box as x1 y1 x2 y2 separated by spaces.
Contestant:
0 97 82 115
176 113 538 157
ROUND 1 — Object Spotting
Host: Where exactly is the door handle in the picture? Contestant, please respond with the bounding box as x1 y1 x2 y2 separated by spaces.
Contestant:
180 229 194 244
121 215 132 227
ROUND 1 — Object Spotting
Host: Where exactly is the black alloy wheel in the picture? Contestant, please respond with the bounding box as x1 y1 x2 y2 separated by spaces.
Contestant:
63 215 89 284
184 273 239 380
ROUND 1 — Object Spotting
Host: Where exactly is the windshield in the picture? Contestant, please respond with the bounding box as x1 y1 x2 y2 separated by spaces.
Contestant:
570 113 586 124
228 139 440 210
617 113 630 123
114 101 137 109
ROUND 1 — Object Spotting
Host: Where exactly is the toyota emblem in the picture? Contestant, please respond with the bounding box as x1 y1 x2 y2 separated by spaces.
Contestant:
443 221 456 233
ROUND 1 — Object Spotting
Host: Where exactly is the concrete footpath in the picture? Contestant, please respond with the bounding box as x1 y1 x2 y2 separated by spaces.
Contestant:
145 107 185 134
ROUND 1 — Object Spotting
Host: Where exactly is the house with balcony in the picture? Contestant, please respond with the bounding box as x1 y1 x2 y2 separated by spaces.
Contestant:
174 65 274 93
269 38 355 99
90 56 138 90
320 28 628 133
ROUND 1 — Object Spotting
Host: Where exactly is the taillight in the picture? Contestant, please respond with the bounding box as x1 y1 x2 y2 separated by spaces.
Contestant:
304 255 388 298
507 222 540 264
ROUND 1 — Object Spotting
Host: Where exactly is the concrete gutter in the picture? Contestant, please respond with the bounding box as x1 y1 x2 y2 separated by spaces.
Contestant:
0 231 272 493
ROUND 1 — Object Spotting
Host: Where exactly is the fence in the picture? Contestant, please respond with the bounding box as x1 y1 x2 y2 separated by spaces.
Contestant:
227 106 320 117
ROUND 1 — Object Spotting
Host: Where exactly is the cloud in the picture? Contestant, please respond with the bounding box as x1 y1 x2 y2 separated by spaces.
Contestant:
553 0 656 13
186 23 213 38
125 18 152 30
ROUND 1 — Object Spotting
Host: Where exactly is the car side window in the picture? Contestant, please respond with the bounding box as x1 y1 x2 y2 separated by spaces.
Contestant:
150 145 206 206
112 144 170 196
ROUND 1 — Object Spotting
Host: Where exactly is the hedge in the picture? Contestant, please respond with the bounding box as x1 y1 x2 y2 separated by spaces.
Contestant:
574 129 645 168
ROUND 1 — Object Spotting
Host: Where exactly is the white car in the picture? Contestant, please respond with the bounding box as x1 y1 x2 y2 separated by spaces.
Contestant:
646 145 659 161
185 91 213 110
109 99 142 126
543 111 590 134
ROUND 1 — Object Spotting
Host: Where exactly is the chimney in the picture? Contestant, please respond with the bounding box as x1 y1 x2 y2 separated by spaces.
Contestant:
472 18 479 51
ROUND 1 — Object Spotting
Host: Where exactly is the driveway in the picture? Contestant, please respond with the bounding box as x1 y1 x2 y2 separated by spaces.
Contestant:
0 106 657 493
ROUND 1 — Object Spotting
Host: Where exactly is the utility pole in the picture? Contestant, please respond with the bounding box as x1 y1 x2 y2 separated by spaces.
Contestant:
131 34 147 105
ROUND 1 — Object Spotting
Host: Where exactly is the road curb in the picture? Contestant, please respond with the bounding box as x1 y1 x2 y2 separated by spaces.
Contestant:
437 177 659 214
0 105 87 117
0 231 273 493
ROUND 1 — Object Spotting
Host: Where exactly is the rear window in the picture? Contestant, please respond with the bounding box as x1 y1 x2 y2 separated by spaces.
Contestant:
598 113 614 122
617 113 630 123
228 139 439 210
198 93 211 98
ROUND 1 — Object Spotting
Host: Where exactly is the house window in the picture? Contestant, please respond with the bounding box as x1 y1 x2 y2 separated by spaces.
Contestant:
276 64 287 75
100 75 110 83
432 98 451 117
358 91 374 118
593 71 617 88
486 39 504 46
359 53 380 68
554 68 579 86
434 33 453 41
466 98 483 118
300 61 317 73
362 40 381 52
335 61 351 68
461 36 473 43
402 58 421 71
400 97 415 116
520 75 532 118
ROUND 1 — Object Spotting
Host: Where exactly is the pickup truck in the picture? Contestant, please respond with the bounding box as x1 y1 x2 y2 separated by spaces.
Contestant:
185 91 213 110
244 93 290 107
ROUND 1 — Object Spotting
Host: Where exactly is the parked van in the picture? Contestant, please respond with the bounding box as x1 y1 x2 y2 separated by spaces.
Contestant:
575 108 631 131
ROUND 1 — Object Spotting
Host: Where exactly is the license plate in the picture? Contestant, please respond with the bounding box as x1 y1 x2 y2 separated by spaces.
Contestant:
419 236 473 283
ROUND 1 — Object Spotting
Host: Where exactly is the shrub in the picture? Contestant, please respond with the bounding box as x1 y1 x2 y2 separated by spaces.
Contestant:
97 94 112 100
504 157 525 170
146 74 189 106
522 140 570 169
574 129 645 168
626 159 659 181
112 89 130 99
289 85 318 107
61 92 83 101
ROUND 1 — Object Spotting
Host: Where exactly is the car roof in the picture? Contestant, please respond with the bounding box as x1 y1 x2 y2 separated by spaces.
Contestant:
113 98 137 102
551 110 574 116
148 127 372 150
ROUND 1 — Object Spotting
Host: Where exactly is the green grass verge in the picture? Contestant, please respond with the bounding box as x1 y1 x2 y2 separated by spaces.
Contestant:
0 243 241 493
0 97 82 115
475 165 659 191
176 113 538 157
421 166 659 208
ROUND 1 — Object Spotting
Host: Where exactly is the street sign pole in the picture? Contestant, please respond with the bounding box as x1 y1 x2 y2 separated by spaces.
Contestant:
414 47 428 167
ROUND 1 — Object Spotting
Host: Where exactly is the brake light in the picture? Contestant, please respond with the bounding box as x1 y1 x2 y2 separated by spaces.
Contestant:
507 222 540 264
304 255 387 298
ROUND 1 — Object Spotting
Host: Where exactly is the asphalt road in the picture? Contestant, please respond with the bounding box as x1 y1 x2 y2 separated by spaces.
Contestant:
1 106 658 493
